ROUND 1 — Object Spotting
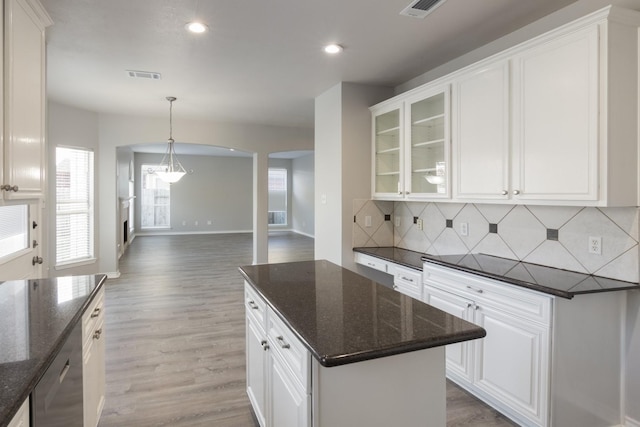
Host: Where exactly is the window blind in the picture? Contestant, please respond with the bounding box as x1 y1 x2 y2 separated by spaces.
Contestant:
0 205 29 259
56 147 94 264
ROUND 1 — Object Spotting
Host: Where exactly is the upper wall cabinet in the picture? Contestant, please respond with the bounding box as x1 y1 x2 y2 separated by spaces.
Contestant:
371 85 450 200
1 0 52 201
372 5 640 206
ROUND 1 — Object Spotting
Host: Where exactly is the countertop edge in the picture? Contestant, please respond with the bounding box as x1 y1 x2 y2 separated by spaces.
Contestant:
0 274 107 427
239 264 486 368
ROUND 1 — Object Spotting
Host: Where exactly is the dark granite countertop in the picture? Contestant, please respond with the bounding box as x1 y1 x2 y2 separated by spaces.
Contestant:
239 260 486 367
0 274 107 427
353 247 640 299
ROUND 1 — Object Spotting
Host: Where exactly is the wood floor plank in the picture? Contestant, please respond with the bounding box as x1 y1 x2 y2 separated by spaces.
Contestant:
99 232 516 427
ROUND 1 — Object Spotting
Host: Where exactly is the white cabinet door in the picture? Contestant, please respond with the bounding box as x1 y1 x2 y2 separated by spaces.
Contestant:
474 303 549 426
372 103 404 199
7 397 29 427
268 351 310 427
512 25 599 202
246 316 267 427
453 61 510 201
2 0 50 200
424 285 475 383
83 317 105 427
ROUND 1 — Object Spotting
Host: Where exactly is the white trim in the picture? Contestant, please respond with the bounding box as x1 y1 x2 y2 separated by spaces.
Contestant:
625 416 640 427
55 257 97 270
104 271 120 278
135 230 252 237
292 229 315 239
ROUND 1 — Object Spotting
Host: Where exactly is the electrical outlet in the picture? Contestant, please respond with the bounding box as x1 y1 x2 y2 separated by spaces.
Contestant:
588 236 602 255
417 218 424 230
460 222 469 236
365 216 372 227
395 217 401 227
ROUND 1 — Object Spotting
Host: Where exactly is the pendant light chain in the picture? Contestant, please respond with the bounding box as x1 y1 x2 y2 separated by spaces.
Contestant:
154 96 187 184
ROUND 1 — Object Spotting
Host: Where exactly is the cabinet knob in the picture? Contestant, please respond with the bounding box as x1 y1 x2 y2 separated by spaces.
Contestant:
398 191 403 195
393 285 398 290
513 190 521 195
91 307 101 318
1 184 18 192
261 340 269 351
248 300 259 310
276 336 290 349
501 190 508 196
32 256 43 266
93 328 103 339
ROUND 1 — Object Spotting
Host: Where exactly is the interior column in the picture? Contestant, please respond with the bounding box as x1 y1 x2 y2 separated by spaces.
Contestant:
253 152 269 264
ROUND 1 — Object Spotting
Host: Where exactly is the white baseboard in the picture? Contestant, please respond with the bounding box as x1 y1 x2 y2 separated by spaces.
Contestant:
292 229 315 238
135 230 252 236
626 416 640 427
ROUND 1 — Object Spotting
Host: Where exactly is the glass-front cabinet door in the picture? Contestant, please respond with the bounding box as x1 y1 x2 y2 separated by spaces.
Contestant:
405 86 450 198
372 104 403 198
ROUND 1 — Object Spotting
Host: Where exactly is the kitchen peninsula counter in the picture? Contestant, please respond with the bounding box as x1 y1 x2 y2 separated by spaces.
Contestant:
0 274 107 427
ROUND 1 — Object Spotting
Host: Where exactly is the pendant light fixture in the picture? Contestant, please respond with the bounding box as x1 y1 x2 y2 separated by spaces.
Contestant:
155 96 187 184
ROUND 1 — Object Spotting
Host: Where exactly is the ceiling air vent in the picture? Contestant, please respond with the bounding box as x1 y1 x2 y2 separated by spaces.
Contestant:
400 0 447 19
127 70 162 80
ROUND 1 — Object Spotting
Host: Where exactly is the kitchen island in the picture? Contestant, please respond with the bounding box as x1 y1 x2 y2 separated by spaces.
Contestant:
0 274 106 427
239 259 485 427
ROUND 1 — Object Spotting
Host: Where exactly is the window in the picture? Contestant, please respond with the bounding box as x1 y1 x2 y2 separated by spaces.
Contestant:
141 165 170 229
268 168 287 225
0 205 29 260
56 147 94 265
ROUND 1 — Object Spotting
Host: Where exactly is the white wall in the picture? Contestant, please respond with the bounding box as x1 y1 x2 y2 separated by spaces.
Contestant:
292 153 314 237
47 102 100 277
97 112 313 275
134 153 253 233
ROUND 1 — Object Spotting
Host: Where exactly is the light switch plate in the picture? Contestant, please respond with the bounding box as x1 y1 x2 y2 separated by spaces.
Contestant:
460 222 468 236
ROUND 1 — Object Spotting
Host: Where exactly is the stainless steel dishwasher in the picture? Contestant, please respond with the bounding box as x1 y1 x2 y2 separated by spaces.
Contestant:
32 321 83 427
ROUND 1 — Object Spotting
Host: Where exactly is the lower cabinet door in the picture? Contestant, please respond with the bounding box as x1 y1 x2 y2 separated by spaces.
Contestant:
268 351 310 427
474 304 549 426
424 286 475 383
83 318 105 427
246 317 267 427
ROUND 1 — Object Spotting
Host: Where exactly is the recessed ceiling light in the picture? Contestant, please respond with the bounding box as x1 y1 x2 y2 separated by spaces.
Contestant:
186 22 208 33
323 44 343 54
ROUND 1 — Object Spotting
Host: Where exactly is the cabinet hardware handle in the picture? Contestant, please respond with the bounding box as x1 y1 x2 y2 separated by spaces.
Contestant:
59 360 71 383
367 262 376 267
405 191 410 195
0 184 18 192
276 336 290 349
91 307 101 318
398 191 403 195
467 303 473 308
261 340 269 351
93 328 103 339
401 276 413 282
513 190 520 195
393 285 398 290
466 285 483 293
248 300 259 310
33 240 39 248
32 221 38 229
475 305 480 311
501 190 508 195
32 256 43 266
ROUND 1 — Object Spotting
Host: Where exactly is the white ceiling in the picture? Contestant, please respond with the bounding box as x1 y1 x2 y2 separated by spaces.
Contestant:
41 0 578 129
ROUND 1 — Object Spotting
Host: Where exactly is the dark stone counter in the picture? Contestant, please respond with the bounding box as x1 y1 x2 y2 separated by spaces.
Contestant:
238 260 485 367
0 274 107 427
353 247 640 299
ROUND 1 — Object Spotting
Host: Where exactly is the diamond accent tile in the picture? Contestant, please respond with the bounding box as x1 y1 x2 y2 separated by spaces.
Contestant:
524 241 588 274
527 205 582 229
432 229 468 255
560 208 636 273
454 204 489 251
594 248 639 282
499 205 546 259
600 207 639 243
475 204 514 224
423 203 446 243
472 234 517 260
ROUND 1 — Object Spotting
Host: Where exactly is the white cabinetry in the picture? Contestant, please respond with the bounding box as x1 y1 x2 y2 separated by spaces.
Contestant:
82 286 105 427
6 397 28 427
1 0 51 200
371 85 450 200
390 264 422 300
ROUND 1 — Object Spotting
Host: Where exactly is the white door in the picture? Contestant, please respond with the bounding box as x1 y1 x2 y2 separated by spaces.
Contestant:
512 25 599 202
268 351 309 427
474 304 549 426
246 317 267 427
424 286 475 383
453 61 510 201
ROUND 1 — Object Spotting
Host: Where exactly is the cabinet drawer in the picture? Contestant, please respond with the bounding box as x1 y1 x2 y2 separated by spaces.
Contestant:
354 252 388 273
267 307 310 392
423 263 552 325
245 282 267 329
391 265 422 299
83 287 105 342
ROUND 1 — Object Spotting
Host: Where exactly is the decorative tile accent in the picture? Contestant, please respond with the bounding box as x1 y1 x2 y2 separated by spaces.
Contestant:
384 214 391 221
489 224 498 234
547 229 559 241
414 216 420 224
499 206 546 259
446 219 453 228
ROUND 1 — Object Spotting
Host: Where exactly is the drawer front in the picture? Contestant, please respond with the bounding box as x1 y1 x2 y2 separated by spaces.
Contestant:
245 282 267 329
391 265 422 299
267 307 310 391
423 263 552 325
354 252 388 273
83 287 105 342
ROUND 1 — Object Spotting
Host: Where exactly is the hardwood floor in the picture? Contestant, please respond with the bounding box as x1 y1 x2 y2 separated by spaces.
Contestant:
99 233 517 427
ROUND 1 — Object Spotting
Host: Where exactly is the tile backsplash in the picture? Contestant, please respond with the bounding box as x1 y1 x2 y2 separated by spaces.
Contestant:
353 200 639 283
